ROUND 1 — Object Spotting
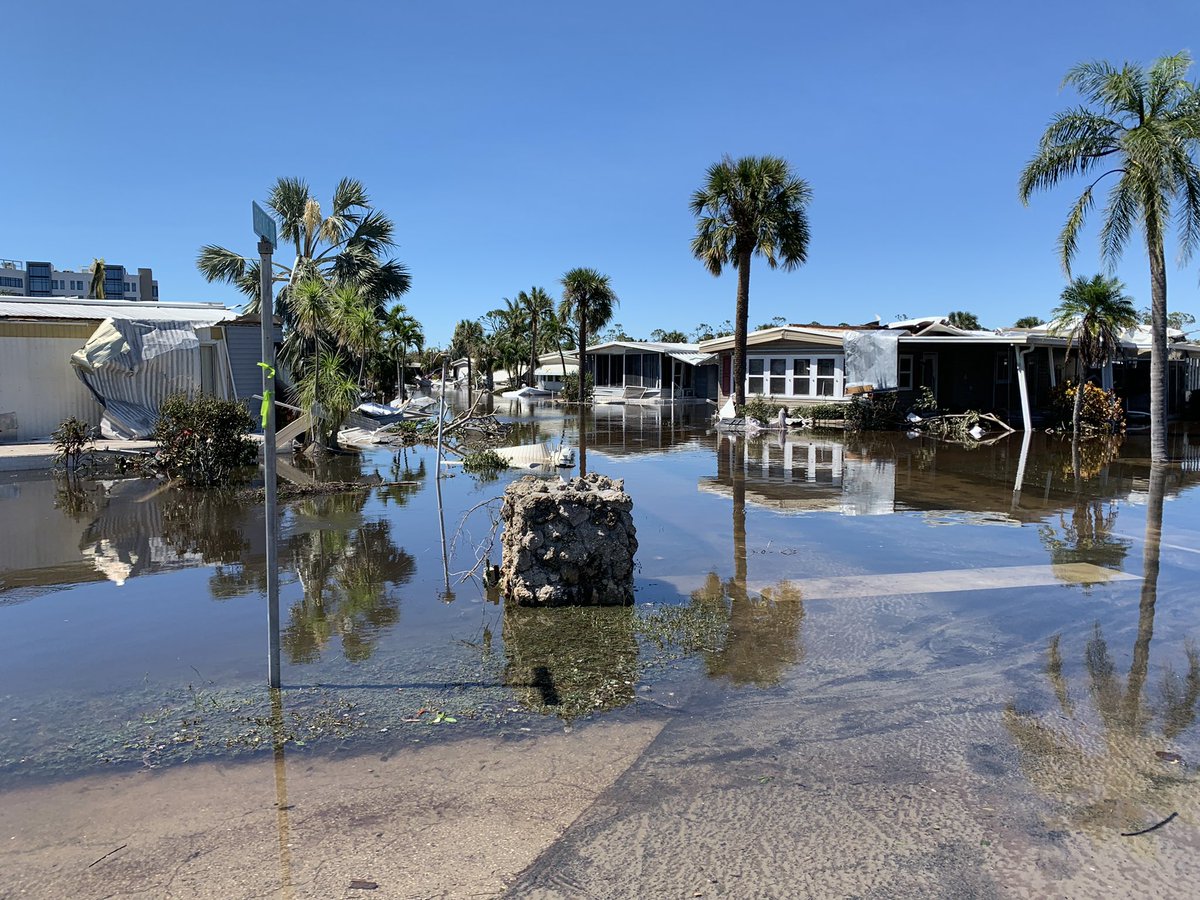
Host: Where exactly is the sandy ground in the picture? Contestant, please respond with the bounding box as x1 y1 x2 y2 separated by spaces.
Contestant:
0 720 664 900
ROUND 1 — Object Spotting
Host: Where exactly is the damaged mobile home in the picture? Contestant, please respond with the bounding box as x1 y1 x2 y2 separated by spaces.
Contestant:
0 297 278 442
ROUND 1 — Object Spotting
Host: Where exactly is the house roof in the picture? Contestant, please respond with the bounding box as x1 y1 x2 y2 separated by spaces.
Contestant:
698 325 847 353
0 297 233 327
585 340 716 366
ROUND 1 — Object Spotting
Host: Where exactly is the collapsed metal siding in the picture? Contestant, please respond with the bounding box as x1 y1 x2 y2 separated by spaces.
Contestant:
0 321 104 441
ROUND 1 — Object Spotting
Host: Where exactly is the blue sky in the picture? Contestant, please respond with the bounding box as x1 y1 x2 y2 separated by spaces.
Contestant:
5 0 1200 345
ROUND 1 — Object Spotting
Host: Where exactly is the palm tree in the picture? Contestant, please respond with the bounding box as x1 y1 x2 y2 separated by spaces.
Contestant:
87 258 105 300
520 287 556 387
559 268 618 404
450 318 484 397
329 284 379 390
384 307 424 400
691 155 812 406
1019 53 1200 463
488 297 530 386
1049 275 1139 437
539 308 575 393
197 177 411 315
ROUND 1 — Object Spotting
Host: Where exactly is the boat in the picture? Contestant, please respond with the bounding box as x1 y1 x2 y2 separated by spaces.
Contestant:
501 386 553 400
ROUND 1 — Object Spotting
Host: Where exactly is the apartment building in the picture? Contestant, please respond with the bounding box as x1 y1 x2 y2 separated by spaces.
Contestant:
0 258 158 300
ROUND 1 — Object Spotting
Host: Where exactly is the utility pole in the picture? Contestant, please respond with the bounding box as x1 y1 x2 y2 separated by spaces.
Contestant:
254 202 281 689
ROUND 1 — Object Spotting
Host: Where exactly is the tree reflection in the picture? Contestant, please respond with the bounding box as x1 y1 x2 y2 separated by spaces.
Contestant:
501 604 639 719
1005 465 1199 834
283 513 413 663
1038 497 1132 581
692 437 805 686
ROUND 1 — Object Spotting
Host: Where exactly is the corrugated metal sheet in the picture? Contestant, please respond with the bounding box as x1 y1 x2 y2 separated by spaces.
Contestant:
666 351 716 366
72 319 203 439
0 298 231 325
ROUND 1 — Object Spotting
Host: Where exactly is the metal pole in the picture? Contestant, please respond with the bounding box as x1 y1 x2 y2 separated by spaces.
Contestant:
259 238 281 689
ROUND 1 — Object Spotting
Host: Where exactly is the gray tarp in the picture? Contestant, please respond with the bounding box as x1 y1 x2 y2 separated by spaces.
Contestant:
70 318 202 439
843 331 900 392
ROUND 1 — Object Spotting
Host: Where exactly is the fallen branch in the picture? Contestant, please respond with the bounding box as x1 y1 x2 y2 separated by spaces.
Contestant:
87 844 128 868
1121 811 1177 837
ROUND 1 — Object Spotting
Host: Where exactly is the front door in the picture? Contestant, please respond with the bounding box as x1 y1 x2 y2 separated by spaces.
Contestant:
920 353 939 401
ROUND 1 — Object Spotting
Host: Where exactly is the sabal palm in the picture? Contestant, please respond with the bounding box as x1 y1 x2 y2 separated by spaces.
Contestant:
1050 274 1139 437
450 318 485 393
385 307 424 400
691 155 812 406
330 285 380 389
1019 53 1200 462
520 287 555 387
197 177 411 315
559 268 618 404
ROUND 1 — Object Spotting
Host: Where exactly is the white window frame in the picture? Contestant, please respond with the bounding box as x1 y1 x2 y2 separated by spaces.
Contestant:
745 353 844 400
898 354 914 391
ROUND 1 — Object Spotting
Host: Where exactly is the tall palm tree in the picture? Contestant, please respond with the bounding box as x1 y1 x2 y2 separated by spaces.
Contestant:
691 155 812 406
384 307 424 400
450 318 484 397
488 297 530 386
1019 53 1200 463
539 306 574 393
87 258 106 300
559 268 618 404
197 177 411 315
1049 275 1140 437
520 287 556 387
330 285 379 390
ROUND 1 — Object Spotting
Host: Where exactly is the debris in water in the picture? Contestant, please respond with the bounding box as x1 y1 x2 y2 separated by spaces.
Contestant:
1121 811 1178 837
349 879 379 890
1155 751 1184 764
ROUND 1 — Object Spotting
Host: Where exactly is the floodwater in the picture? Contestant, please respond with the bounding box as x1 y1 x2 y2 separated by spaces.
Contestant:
3 398 1200 898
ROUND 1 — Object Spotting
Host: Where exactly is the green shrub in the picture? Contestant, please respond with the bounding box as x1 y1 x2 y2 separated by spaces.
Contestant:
911 386 938 415
51 416 96 472
792 403 845 428
561 371 594 402
153 394 258 486
1052 381 1125 434
740 398 787 424
462 448 508 481
844 392 901 431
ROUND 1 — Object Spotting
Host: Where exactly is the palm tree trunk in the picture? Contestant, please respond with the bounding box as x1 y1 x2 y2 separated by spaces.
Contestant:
395 358 402 400
399 348 408 401
579 309 588 405
734 245 752 407
529 319 538 388
1148 236 1169 463
1124 463 1166 729
467 355 473 403
1072 360 1084 439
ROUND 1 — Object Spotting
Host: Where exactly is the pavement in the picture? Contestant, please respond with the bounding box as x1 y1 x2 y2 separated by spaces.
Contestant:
0 440 158 473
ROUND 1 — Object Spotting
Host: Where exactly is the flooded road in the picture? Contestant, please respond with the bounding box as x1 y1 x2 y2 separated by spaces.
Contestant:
3 400 1200 897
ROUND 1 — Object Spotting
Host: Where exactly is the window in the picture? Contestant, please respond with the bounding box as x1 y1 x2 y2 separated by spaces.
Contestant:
769 358 787 394
898 354 913 390
747 358 765 395
0 276 23 288
152 285 159 298
793 359 810 395
816 358 836 396
746 354 843 398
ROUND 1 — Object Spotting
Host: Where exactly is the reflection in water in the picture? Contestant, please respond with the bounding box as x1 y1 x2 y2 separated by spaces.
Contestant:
691 446 806 687
283 498 414 663
1037 498 1132 579
502 604 639 718
269 688 295 899
1005 465 1200 834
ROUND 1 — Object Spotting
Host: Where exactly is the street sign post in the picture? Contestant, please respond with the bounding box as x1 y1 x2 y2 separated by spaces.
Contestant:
253 201 277 250
254 201 281 689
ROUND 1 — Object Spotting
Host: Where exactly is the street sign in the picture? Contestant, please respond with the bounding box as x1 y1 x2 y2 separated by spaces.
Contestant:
252 201 277 249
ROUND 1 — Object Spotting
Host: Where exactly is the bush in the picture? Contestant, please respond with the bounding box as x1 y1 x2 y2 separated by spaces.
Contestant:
844 392 901 431
153 394 258 486
1052 381 1125 434
911 386 938 415
51 416 96 472
740 398 787 424
462 448 508 480
792 403 845 428
561 371 594 402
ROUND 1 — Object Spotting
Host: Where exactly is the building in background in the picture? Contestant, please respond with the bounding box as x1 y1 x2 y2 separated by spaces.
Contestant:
0 258 158 301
